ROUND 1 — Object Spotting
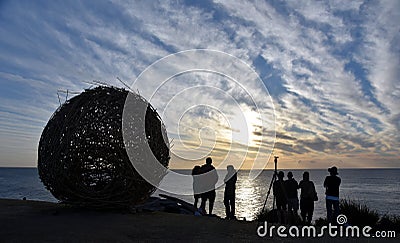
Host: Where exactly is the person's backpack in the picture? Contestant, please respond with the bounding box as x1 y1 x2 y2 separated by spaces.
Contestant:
305 181 318 201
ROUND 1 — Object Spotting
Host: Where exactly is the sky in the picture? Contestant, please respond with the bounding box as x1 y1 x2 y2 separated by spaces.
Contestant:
0 0 399 169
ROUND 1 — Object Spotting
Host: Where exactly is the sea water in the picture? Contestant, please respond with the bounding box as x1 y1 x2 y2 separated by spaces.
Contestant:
0 168 399 221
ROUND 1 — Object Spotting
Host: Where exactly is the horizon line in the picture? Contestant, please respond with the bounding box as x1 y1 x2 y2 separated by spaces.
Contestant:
1 166 399 170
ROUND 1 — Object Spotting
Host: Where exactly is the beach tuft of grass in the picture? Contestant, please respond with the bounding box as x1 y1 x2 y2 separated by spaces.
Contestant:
256 198 399 233
339 198 379 226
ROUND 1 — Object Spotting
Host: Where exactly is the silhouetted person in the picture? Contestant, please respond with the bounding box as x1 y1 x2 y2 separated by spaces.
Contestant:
224 165 237 219
273 171 287 211
192 165 201 208
285 171 299 215
324 166 341 223
299 171 317 225
273 171 287 223
199 157 218 215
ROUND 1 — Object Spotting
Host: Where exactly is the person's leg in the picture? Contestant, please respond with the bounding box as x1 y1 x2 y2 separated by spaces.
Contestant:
276 199 283 223
209 190 216 215
276 200 282 210
326 199 333 223
333 200 340 223
300 199 306 223
209 201 214 215
194 195 198 208
287 199 293 214
294 198 299 215
307 200 314 225
282 202 287 224
303 199 309 224
230 196 235 219
200 194 207 213
224 196 230 218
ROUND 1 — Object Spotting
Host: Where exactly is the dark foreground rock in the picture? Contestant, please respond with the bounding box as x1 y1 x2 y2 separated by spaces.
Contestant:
0 199 397 242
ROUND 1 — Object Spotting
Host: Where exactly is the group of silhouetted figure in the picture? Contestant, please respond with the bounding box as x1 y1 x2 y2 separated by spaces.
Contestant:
191 157 237 219
273 166 341 224
191 158 341 224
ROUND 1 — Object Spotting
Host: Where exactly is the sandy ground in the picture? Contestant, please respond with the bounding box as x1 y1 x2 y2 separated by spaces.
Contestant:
0 199 397 242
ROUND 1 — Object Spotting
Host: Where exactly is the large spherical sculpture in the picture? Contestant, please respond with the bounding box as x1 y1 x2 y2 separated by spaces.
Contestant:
38 86 170 207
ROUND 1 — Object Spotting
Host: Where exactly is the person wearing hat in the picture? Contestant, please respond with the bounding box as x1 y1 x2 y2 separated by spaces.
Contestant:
324 166 341 223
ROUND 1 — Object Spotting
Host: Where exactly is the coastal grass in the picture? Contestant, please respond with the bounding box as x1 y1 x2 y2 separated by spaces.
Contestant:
377 214 400 231
257 198 399 232
316 199 399 232
339 198 379 226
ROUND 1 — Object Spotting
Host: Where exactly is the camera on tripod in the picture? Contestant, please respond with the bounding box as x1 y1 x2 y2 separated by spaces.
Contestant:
260 155 280 215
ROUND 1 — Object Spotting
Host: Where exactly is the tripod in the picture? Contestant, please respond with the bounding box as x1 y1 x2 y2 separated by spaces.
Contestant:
260 156 279 215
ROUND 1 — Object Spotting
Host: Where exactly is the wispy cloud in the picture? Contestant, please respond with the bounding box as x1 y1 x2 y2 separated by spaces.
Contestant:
0 0 398 168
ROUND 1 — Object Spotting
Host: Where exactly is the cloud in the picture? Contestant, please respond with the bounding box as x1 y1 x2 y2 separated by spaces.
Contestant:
0 0 398 168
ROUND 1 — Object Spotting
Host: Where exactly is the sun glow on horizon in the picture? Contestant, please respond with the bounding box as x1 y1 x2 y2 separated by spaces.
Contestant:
228 106 264 147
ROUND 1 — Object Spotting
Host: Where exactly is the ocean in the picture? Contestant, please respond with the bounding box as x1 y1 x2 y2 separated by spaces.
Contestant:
0 168 399 221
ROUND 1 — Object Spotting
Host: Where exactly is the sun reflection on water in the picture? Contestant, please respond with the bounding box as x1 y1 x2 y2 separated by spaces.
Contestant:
234 172 270 220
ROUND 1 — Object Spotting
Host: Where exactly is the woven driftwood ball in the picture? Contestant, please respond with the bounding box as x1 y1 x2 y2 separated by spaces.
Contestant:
38 86 170 207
